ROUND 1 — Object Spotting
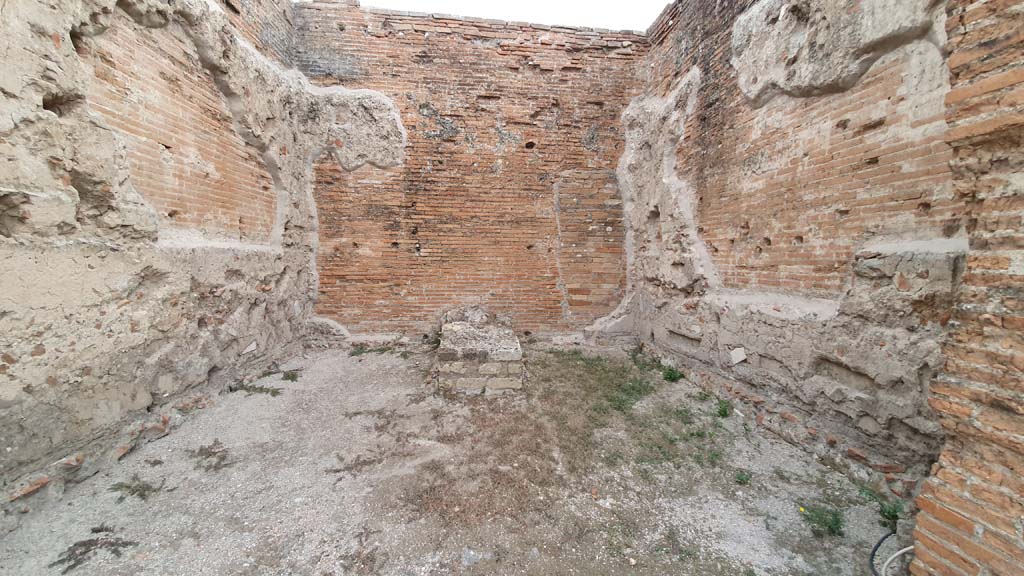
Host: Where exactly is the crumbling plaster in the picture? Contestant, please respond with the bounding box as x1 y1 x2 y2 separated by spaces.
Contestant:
0 0 405 519
731 0 947 107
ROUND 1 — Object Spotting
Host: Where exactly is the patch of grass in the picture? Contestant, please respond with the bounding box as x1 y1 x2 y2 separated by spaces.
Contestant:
281 370 300 382
735 470 752 485
636 428 683 467
628 344 661 372
349 344 395 357
716 399 733 418
49 528 137 574
109 475 164 503
694 448 723 467
547 351 658 417
535 350 661 473
800 504 845 537
669 406 693 424
230 383 282 397
189 439 232 472
605 378 656 413
661 366 683 382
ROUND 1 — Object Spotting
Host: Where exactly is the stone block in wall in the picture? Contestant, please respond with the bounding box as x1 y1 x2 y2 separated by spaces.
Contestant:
841 241 966 329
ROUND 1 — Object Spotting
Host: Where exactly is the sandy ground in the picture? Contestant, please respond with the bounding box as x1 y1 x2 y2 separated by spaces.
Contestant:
0 345 897 575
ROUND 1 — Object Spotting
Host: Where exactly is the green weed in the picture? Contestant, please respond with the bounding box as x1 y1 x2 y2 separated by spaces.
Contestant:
859 485 904 531
662 366 683 382
605 378 656 413
800 504 845 537
349 344 395 357
230 383 282 397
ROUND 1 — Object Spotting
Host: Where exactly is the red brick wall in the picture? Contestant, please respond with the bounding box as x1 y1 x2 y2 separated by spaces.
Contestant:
295 2 644 335
646 0 958 298
911 1 1024 574
82 11 277 241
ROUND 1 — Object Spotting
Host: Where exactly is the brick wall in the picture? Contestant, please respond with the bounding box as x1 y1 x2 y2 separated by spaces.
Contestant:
626 0 963 500
82 10 278 242
218 0 295 64
295 1 644 334
911 1 1024 574
646 0 958 298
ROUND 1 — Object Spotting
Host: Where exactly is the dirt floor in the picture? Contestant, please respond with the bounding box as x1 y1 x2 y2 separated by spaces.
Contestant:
0 344 903 575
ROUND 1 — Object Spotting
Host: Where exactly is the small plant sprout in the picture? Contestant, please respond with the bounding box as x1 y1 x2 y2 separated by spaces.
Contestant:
735 471 752 485
716 399 733 418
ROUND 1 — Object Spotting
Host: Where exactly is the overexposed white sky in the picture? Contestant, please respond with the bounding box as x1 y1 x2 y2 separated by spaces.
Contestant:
360 0 671 32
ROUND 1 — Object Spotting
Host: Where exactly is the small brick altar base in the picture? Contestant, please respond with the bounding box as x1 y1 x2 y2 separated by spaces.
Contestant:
432 307 525 394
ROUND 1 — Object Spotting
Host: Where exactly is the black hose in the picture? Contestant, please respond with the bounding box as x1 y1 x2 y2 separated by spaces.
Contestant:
870 531 896 576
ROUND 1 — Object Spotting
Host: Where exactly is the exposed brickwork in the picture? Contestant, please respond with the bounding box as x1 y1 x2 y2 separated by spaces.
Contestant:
648 0 958 297
625 0 960 501
912 1 1024 574
295 1 644 334
3 2 1020 574
218 0 295 64
82 11 277 241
